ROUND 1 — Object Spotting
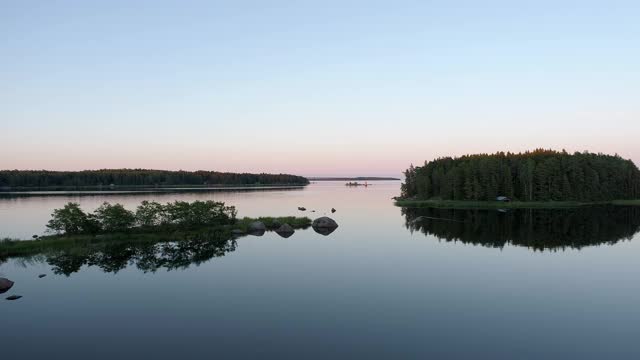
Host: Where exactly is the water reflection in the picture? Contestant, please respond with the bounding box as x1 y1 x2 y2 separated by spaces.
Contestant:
402 206 640 251
3 231 237 276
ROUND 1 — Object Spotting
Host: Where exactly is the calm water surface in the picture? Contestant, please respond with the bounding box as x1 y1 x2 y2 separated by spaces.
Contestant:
2 181 640 359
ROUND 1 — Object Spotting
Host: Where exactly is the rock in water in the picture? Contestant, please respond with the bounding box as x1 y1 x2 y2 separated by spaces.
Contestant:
331 208 336 213
312 217 338 228
313 226 337 236
248 221 266 236
0 278 14 294
298 207 306 211
275 224 295 238
312 217 339 236
6 295 22 301
38 274 47 278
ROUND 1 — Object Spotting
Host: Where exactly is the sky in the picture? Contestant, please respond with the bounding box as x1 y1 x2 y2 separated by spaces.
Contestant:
1 0 639 177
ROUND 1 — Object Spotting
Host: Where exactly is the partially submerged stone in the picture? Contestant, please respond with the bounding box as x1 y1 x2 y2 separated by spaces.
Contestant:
6 295 22 301
38 274 47 278
275 224 295 238
312 217 338 229
313 226 337 236
312 217 339 236
0 278 14 294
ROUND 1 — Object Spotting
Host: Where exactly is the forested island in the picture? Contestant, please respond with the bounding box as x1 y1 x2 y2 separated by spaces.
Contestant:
399 150 640 207
0 169 309 190
0 200 314 260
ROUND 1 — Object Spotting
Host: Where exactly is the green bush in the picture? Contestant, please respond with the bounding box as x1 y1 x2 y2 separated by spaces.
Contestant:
135 200 167 227
46 200 237 235
46 203 91 234
94 202 136 232
164 200 236 227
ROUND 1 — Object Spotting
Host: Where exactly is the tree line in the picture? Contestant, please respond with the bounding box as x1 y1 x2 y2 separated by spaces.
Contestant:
401 149 640 201
0 169 309 189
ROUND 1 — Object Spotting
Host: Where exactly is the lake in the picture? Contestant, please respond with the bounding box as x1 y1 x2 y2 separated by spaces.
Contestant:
2 181 640 359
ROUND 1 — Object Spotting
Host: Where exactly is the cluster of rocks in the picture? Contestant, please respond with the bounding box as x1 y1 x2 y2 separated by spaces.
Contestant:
239 220 296 238
1 274 48 301
299 206 337 214
233 215 339 239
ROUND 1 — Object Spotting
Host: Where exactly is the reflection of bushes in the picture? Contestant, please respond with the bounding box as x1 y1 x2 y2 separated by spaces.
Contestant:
402 206 640 251
42 231 237 275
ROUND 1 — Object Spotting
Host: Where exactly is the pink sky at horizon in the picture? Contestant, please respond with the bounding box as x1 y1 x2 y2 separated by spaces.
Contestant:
3 141 638 178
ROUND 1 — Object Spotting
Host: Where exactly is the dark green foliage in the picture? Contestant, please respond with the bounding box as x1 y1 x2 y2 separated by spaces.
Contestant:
46 203 95 234
135 200 166 227
46 200 238 235
94 202 136 232
164 200 237 228
401 150 640 201
0 169 309 189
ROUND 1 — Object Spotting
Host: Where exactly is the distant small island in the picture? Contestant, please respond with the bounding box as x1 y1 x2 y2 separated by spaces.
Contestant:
345 182 371 187
309 177 400 181
397 149 640 208
0 169 309 192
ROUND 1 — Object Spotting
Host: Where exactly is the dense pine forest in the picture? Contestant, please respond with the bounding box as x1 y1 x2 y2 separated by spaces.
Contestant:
0 169 309 189
401 150 640 202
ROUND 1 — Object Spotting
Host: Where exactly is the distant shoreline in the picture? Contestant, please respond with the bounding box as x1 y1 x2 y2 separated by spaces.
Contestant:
0 184 307 197
394 199 640 209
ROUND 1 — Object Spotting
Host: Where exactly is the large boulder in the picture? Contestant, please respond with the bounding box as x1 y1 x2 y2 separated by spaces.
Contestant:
312 217 339 236
0 278 14 294
248 221 266 236
312 217 338 228
275 224 295 238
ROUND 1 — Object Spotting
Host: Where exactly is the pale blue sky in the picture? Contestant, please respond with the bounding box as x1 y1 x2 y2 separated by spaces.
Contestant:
1 0 639 176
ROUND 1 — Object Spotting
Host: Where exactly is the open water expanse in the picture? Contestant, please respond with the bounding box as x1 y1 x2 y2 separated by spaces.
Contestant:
1 181 640 359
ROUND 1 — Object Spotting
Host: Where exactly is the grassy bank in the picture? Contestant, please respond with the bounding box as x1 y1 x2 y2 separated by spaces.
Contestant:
394 199 640 209
0 216 311 259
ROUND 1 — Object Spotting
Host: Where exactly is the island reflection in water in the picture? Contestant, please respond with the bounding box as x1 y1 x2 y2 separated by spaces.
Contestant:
1 221 330 276
402 205 640 251
1 231 237 276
